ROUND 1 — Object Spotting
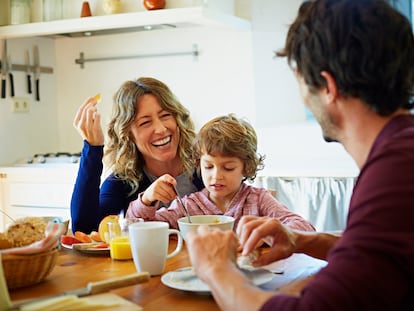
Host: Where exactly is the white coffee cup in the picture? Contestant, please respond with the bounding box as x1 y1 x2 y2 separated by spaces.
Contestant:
129 221 183 276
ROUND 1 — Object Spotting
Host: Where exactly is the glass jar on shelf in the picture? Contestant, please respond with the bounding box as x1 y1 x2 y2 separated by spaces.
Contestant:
31 0 43 22
43 0 62 21
0 0 10 25
103 0 122 14
10 0 31 24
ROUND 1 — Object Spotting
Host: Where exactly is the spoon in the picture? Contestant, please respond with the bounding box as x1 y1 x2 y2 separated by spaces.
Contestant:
172 184 192 223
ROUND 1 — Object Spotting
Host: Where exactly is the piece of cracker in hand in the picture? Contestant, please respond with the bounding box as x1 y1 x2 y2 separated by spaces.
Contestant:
237 249 261 270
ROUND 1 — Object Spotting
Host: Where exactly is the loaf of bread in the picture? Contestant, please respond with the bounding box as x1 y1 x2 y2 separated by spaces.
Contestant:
0 217 47 249
0 232 13 249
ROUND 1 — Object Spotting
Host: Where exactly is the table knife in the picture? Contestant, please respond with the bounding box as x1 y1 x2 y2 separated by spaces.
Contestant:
10 272 150 310
8 56 14 97
25 50 32 94
33 45 40 101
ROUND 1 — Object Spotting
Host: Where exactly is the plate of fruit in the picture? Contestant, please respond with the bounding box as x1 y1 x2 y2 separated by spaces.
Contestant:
60 215 120 256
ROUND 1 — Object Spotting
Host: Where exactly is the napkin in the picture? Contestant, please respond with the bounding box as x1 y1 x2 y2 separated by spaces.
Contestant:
0 222 66 255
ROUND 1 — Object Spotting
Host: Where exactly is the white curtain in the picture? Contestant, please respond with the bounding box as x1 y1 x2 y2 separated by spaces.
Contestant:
254 176 355 232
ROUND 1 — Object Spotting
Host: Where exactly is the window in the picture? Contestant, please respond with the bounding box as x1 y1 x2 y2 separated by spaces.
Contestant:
412 0 414 32
387 0 412 29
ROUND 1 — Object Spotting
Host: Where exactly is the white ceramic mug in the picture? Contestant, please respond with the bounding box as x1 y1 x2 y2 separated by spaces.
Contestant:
129 221 183 276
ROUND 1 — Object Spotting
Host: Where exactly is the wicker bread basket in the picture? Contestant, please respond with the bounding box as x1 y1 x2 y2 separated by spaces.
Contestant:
2 248 59 289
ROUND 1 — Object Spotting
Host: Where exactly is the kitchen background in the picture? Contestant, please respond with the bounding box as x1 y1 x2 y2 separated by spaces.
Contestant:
0 0 358 167
0 0 411 231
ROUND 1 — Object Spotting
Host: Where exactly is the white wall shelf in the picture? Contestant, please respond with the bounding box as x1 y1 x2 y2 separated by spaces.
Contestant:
0 7 251 40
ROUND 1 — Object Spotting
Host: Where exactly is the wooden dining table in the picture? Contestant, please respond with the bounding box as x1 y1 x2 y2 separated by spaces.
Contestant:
9 238 326 310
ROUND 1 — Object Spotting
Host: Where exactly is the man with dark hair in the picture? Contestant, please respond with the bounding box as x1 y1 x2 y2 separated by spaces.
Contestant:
186 0 414 310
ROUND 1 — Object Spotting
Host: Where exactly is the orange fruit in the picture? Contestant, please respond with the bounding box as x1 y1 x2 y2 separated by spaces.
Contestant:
98 215 120 243
90 230 102 242
74 231 92 243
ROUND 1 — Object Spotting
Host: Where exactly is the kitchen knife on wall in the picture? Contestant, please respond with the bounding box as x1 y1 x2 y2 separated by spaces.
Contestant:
8 56 14 97
11 272 150 310
33 45 40 101
1 40 7 99
0 62 4 99
25 50 32 94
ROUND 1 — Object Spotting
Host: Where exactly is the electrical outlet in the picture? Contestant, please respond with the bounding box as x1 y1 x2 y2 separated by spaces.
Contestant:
11 97 30 113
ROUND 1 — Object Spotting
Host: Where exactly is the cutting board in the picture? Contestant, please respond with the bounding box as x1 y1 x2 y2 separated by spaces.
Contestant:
75 293 142 311
16 293 143 311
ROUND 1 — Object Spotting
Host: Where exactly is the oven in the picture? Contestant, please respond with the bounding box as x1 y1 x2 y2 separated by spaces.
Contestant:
13 152 81 166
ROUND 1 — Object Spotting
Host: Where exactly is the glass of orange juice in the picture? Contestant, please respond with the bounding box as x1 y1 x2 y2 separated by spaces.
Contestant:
108 218 143 260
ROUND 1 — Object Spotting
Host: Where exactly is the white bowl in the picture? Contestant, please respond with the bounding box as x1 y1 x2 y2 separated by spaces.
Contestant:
177 215 235 241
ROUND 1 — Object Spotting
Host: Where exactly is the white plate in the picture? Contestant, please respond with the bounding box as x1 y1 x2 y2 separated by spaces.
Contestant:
161 266 274 293
61 242 73 250
61 242 110 256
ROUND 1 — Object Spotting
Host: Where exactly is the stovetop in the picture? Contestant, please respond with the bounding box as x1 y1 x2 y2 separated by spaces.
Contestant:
14 152 81 166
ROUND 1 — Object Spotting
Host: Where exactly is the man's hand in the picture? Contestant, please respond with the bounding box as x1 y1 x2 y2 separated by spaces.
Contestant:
237 216 297 266
186 226 239 283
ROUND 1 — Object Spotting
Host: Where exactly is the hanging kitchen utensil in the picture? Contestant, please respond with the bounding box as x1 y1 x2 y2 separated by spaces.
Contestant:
33 45 40 101
1 40 7 99
25 50 32 94
0 63 4 99
8 56 14 97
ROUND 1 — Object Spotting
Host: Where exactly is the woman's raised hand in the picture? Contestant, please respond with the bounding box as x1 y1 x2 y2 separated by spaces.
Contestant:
73 95 105 146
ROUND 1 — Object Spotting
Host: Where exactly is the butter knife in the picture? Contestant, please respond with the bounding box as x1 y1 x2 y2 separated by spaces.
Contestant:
11 272 150 310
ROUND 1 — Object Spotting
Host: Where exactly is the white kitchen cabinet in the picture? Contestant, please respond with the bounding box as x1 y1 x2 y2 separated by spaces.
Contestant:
0 7 250 40
0 166 78 231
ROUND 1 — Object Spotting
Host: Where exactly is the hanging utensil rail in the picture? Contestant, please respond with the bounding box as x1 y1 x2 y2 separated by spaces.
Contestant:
0 63 53 74
75 44 199 69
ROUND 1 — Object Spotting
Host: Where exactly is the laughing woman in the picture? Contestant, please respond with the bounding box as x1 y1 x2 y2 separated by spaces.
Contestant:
70 77 203 233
